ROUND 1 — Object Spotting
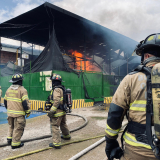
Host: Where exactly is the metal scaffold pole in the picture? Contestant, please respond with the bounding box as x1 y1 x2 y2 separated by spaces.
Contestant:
84 28 86 71
29 61 31 98
32 43 33 61
20 40 22 67
0 37 1 82
109 51 111 75
127 52 128 74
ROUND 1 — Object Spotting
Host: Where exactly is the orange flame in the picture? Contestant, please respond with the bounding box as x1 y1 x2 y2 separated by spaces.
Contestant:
68 49 101 72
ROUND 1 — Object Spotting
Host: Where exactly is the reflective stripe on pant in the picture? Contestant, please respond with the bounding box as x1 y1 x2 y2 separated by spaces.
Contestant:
50 114 70 145
7 116 26 146
120 143 157 160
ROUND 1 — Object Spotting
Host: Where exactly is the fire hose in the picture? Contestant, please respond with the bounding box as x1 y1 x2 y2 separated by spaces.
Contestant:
4 135 106 160
1 107 127 160
3 123 127 160
69 122 127 160
0 111 88 148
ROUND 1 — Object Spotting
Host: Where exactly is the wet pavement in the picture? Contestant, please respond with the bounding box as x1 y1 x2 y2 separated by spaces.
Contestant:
0 106 113 160
0 106 46 125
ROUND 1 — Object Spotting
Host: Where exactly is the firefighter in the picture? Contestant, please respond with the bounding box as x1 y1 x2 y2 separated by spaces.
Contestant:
0 86 2 105
47 74 71 149
105 33 160 160
4 74 30 149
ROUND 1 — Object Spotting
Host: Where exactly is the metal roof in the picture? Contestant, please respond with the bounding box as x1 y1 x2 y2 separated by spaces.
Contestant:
0 2 140 75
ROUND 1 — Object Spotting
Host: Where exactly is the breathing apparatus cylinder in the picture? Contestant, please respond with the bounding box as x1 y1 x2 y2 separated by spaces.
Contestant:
66 88 72 113
45 101 52 111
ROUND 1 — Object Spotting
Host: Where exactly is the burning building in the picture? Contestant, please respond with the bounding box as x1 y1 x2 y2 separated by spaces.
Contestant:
0 2 140 76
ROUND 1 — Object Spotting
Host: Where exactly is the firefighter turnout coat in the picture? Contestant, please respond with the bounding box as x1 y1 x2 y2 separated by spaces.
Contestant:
4 84 30 147
4 85 30 117
50 86 70 147
50 87 65 117
105 60 160 159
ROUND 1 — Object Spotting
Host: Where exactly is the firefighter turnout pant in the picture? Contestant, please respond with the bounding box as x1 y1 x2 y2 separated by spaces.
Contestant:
120 143 157 160
50 114 70 147
7 116 26 147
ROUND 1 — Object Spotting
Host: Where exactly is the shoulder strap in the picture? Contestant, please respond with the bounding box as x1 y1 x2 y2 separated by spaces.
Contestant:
143 68 155 150
134 66 154 149
121 65 154 150
128 65 144 75
131 64 152 74
54 85 65 91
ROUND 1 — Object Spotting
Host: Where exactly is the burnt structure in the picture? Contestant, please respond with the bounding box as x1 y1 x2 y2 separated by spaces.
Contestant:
0 2 140 76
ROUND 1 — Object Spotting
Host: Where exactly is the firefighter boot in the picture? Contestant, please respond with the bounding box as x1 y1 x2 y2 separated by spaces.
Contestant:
49 143 61 149
61 135 71 140
7 138 12 145
11 143 24 149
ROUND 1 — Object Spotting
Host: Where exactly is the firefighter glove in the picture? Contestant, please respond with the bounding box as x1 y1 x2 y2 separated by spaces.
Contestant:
25 110 31 118
105 136 123 160
47 111 55 118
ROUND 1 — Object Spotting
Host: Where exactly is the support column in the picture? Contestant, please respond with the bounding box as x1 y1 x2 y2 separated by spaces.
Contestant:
0 37 1 66
20 40 22 67
109 51 111 75
84 32 86 71
32 43 33 61
127 52 128 74
0 37 1 79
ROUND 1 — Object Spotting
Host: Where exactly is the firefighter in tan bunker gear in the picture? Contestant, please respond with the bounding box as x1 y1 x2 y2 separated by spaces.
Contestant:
48 74 70 149
105 34 160 160
0 86 2 104
4 74 30 149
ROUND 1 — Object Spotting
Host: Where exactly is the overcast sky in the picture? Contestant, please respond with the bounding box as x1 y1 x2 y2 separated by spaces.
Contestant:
0 0 160 44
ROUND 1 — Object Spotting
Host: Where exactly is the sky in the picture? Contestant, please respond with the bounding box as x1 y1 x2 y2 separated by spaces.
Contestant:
0 0 160 45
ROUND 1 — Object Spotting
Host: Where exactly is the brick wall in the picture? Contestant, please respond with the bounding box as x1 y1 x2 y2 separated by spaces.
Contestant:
1 50 19 64
0 50 38 65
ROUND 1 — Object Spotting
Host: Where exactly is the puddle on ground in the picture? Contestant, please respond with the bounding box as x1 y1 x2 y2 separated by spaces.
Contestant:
0 106 46 125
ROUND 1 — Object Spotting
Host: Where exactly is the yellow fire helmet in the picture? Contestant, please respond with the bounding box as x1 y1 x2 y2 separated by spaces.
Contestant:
132 33 160 56
9 74 24 83
52 74 64 82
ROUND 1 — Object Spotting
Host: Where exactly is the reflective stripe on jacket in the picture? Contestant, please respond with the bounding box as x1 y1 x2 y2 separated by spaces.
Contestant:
105 124 120 136
130 100 146 112
5 85 30 117
50 87 64 117
123 132 151 149
50 90 54 104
